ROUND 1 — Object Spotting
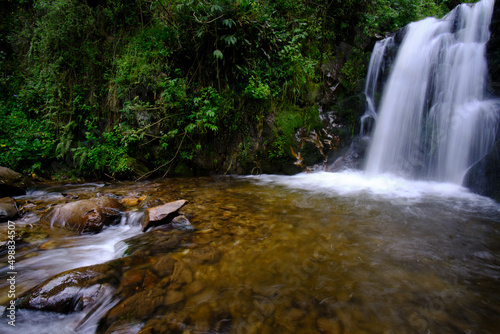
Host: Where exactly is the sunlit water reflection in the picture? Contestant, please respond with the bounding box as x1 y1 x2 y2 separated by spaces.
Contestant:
1 173 499 333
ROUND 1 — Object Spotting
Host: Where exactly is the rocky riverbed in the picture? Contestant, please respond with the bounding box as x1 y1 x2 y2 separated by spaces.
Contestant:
1 173 500 334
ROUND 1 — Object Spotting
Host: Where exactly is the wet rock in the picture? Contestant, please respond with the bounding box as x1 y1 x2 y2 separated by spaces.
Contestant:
185 288 217 308
104 287 166 324
164 290 185 305
152 255 177 277
221 204 237 211
149 215 193 232
142 270 159 289
327 136 369 172
61 193 79 200
0 166 33 197
14 259 126 313
190 246 222 265
121 198 140 207
464 139 500 201
170 261 193 285
317 317 342 334
40 197 125 233
288 307 306 321
104 320 143 334
141 199 188 232
40 240 58 250
197 228 214 234
487 0 500 95
137 327 155 334
119 268 145 296
124 230 184 255
120 195 147 207
0 197 19 222
143 313 188 333
183 280 205 296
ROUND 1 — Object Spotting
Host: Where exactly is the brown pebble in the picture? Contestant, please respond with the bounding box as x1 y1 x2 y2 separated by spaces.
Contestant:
317 317 342 334
170 261 193 285
164 290 185 305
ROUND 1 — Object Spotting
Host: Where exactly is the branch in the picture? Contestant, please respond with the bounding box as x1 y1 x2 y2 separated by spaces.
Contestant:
135 131 187 181
193 12 224 24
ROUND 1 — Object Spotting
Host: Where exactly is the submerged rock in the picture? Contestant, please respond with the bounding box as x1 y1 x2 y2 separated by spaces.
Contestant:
0 197 19 222
0 166 33 197
40 197 125 233
102 287 167 326
123 230 185 255
149 215 193 232
141 199 188 232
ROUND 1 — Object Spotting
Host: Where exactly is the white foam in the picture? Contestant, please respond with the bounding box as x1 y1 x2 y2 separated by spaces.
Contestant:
245 171 499 206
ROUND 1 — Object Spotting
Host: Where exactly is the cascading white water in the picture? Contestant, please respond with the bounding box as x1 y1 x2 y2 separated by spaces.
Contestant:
361 37 395 135
364 0 499 184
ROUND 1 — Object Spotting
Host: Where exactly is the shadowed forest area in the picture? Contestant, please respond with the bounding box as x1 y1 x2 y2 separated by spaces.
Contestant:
0 0 475 180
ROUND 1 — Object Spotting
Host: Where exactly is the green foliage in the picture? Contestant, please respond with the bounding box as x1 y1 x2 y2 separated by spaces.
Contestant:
0 0 465 177
71 120 143 177
0 100 57 174
363 0 449 36
341 49 369 91
244 76 271 100
270 105 322 159
185 87 221 133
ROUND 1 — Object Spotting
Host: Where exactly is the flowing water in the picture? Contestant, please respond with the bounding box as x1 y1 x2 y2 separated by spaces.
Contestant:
364 0 499 183
0 175 499 334
2 1 500 333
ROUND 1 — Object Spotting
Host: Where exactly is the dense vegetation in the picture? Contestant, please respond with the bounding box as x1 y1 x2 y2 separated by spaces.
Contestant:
0 0 476 179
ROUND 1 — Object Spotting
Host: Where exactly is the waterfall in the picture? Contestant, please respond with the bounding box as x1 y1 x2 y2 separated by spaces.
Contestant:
361 36 395 135
363 0 499 184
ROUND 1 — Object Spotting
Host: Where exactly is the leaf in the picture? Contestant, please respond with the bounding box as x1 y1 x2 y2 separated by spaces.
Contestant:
222 35 237 46
222 18 235 28
213 49 223 60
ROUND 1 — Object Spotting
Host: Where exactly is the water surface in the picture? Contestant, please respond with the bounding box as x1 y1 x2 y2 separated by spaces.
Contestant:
0 173 499 333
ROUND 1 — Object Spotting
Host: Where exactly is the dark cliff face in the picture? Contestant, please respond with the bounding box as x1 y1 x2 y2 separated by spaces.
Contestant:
464 2 500 201
487 0 500 96
464 141 500 201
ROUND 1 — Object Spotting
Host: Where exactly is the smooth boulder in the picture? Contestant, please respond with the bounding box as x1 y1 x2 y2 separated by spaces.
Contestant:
141 200 188 232
14 259 127 313
0 197 19 222
41 197 125 233
0 166 33 197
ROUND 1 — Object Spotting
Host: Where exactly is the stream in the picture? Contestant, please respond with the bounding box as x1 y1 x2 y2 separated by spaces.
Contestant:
1 172 499 333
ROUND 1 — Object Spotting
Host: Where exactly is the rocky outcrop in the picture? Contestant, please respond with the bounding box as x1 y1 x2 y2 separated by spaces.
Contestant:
327 136 369 172
464 140 500 201
0 197 19 222
487 0 500 96
40 197 125 233
0 166 33 197
140 199 188 232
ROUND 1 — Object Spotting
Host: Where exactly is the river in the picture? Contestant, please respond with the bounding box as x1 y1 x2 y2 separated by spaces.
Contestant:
1 172 499 333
